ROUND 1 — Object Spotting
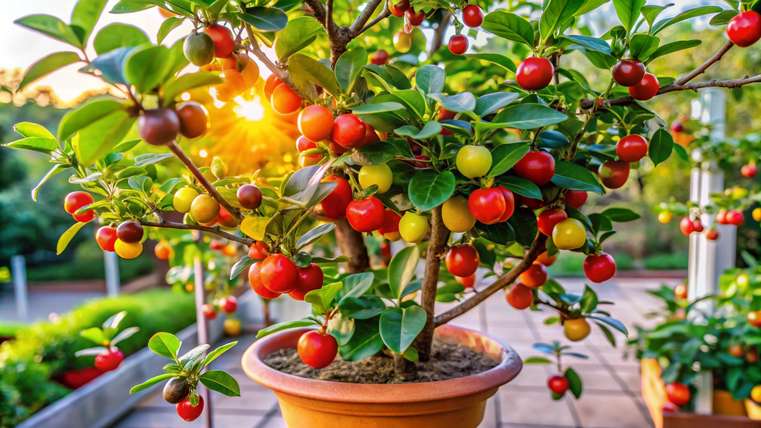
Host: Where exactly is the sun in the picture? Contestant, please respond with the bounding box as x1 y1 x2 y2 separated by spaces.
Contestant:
233 95 265 121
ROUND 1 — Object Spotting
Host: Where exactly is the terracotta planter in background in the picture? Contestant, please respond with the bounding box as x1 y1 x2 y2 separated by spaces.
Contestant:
243 324 522 428
714 389 747 417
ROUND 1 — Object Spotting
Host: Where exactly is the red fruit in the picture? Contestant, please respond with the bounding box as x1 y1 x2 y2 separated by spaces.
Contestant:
536 251 557 266
259 254 299 293
371 49 389 65
388 0 409 17
205 24 235 57
496 186 516 222
679 217 695 236
248 241 269 260
727 210 744 226
628 73 660 100
405 8 425 26
727 11 761 47
94 349 124 371
612 59 646 87
448 34 468 55
289 263 324 300
346 197 385 232
445 245 480 277
616 134 648 162
264 74 283 100
176 102 208 139
271 83 302 114
514 151 556 185
139 108 180 145
438 108 456 120
117 220 144 243
705 228 719 241
95 226 118 252
662 401 679 414
516 57 554 91
565 190 588 209
674 283 688 300
237 184 263 210
64 191 94 215
359 124 380 148
202 304 217 319
547 375 569 395
506 283 533 309
716 209 728 225
741 164 758 178
177 396 204 422
221 296 238 313
456 273 476 288
297 330 337 369
462 4 484 27
691 218 704 232
583 253 617 283
468 187 507 225
519 263 547 288
217 206 238 228
598 161 630 189
296 136 323 166
320 176 353 219
332 114 366 149
537 208 568 236
378 209 401 236
671 121 684 133
666 382 691 407
518 195 545 209
298 105 333 142
249 262 280 299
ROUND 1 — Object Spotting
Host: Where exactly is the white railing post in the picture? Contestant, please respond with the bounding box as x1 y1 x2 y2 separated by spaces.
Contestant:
11 255 28 321
104 251 120 296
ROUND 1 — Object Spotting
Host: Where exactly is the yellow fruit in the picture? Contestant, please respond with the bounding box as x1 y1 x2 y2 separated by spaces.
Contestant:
224 318 242 336
731 186 749 199
190 194 220 223
399 212 429 243
394 31 412 53
173 187 199 213
552 218 587 250
114 239 143 259
564 318 591 342
751 385 761 403
455 145 492 178
358 164 393 193
442 196 476 233
658 211 673 224
753 207 761 222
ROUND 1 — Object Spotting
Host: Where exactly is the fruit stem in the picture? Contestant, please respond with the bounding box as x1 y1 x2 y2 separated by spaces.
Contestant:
140 220 253 246
675 41 733 86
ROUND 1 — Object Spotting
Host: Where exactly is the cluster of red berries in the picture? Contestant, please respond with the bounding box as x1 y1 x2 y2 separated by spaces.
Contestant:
715 209 744 226
94 348 125 372
447 4 484 55
248 248 325 302
202 295 238 320
138 102 208 146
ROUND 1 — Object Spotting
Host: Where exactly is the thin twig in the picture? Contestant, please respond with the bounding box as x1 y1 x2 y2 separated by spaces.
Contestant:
349 0 384 35
326 0 336 37
427 11 451 58
434 235 547 327
303 0 326 23
141 220 253 246
675 40 733 86
603 74 761 107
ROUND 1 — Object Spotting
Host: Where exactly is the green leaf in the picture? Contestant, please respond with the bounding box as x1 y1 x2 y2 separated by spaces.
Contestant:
647 40 701 63
162 72 222 105
134 153 173 166
465 53 516 72
58 97 125 141
327 312 355 346
202 341 237 367
89 47 134 85
551 160 604 193
416 65 445 94
395 121 441 140
129 373 174 394
15 14 82 47
629 34 659 61
388 246 420 300
649 128 673 165
710 10 737 26
379 306 427 354
148 332 182 360
339 272 375 302
338 296 385 320
297 223 335 249
72 109 135 166
336 48 367 94
601 207 640 222
491 103 568 130
158 16 184 43
13 122 55 139
57 221 88 255
17 51 81 91
340 319 384 361
651 6 723 35
178 344 209 372
4 137 58 153
540 0 585 42
304 282 342 314
500 176 543 200
256 319 318 338
408 170 455 211
475 92 520 116
71 0 108 45
274 16 324 61
430 92 476 113
482 11 535 46
241 7 288 32
111 0 155 14
80 327 108 345
287 53 341 97
123 44 174 93
565 367 583 398
392 89 427 118
612 0 646 32
31 165 63 202
641 4 673 28
488 143 530 177
93 23 149 55
200 370 240 396
580 285 598 313
523 356 552 364
565 35 611 55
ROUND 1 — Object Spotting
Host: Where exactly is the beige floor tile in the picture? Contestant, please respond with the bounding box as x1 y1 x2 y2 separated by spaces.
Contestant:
497 389 576 426
573 391 651 428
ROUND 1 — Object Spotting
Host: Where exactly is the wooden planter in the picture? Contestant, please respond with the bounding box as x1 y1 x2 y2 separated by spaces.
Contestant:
641 358 761 428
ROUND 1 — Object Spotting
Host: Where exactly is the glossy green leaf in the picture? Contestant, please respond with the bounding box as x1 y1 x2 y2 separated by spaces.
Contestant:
148 332 182 360
242 7 288 32
200 370 240 396
71 0 109 45
340 319 384 361
475 92 519 116
488 143 530 177
15 14 82 47
565 367 583 398
327 312 355 346
123 44 174 93
408 170 455 211
430 92 476 113
379 306 427 354
57 221 88 255
72 109 135 166
492 103 568 130
256 319 318 338
338 296 385 320
565 35 611 55
158 16 184 43
613 0 646 32
388 246 420 300
416 64 445 94
336 48 367 94
162 72 222 105
89 47 134 85
352 102 406 114
482 10 535 46
17 51 81 91
651 6 723 35
629 33 659 61
465 53 516 72
551 160 604 193
648 128 673 165
93 23 149 55
540 0 585 42
4 137 58 153
500 176 543 200
129 373 174 394
647 40 701 63
288 53 341 97
274 16 324 61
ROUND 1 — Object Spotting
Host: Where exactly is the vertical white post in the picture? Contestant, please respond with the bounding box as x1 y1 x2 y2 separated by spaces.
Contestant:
104 251 120 296
688 88 735 414
11 255 28 321
192 233 213 428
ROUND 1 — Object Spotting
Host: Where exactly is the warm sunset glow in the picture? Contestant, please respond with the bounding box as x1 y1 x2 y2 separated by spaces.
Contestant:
233 96 265 121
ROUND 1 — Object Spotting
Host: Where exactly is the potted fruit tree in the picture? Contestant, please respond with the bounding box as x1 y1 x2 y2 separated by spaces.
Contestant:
7 0 761 426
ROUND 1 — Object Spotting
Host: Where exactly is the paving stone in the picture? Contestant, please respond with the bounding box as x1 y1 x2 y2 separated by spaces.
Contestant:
497 388 577 426
572 391 652 428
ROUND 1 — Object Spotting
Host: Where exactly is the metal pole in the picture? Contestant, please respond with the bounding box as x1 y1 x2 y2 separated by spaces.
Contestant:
104 251 120 296
11 255 28 321
192 233 213 428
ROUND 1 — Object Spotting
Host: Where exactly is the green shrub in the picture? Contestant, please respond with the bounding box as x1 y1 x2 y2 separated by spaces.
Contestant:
0 289 195 427
642 252 689 270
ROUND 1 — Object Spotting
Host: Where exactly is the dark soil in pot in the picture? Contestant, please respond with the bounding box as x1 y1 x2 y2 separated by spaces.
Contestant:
263 341 499 384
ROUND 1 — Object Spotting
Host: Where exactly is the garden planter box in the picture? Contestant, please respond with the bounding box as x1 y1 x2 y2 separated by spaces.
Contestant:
243 324 522 428
17 317 224 428
640 358 761 428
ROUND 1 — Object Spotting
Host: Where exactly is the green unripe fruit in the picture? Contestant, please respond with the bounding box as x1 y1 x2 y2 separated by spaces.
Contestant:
183 32 214 66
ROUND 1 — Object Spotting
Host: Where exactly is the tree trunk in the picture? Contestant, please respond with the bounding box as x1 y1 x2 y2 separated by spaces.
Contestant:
415 206 450 361
334 217 370 273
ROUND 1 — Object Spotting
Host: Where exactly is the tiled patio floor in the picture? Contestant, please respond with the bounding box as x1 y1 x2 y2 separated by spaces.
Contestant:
114 277 676 428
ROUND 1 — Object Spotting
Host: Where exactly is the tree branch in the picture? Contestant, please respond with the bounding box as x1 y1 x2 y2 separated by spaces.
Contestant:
167 142 241 220
602 74 761 107
427 11 452 58
334 217 370 272
141 220 253 246
433 234 547 327
303 0 326 23
326 0 336 37
355 8 391 36
675 40 733 86
349 0 383 35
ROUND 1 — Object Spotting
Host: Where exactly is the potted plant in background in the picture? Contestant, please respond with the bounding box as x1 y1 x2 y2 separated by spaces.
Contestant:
6 0 761 426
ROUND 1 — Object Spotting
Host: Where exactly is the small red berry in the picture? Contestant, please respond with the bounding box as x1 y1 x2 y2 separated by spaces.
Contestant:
462 4 484 27
628 73 660 100
727 11 761 47
448 34 469 55
516 57 554 91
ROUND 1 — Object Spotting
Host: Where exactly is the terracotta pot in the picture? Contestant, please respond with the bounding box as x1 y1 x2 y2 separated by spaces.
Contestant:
713 389 747 416
243 324 522 428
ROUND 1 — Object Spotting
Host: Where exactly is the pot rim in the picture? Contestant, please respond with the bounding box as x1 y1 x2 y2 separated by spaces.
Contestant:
242 323 523 404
